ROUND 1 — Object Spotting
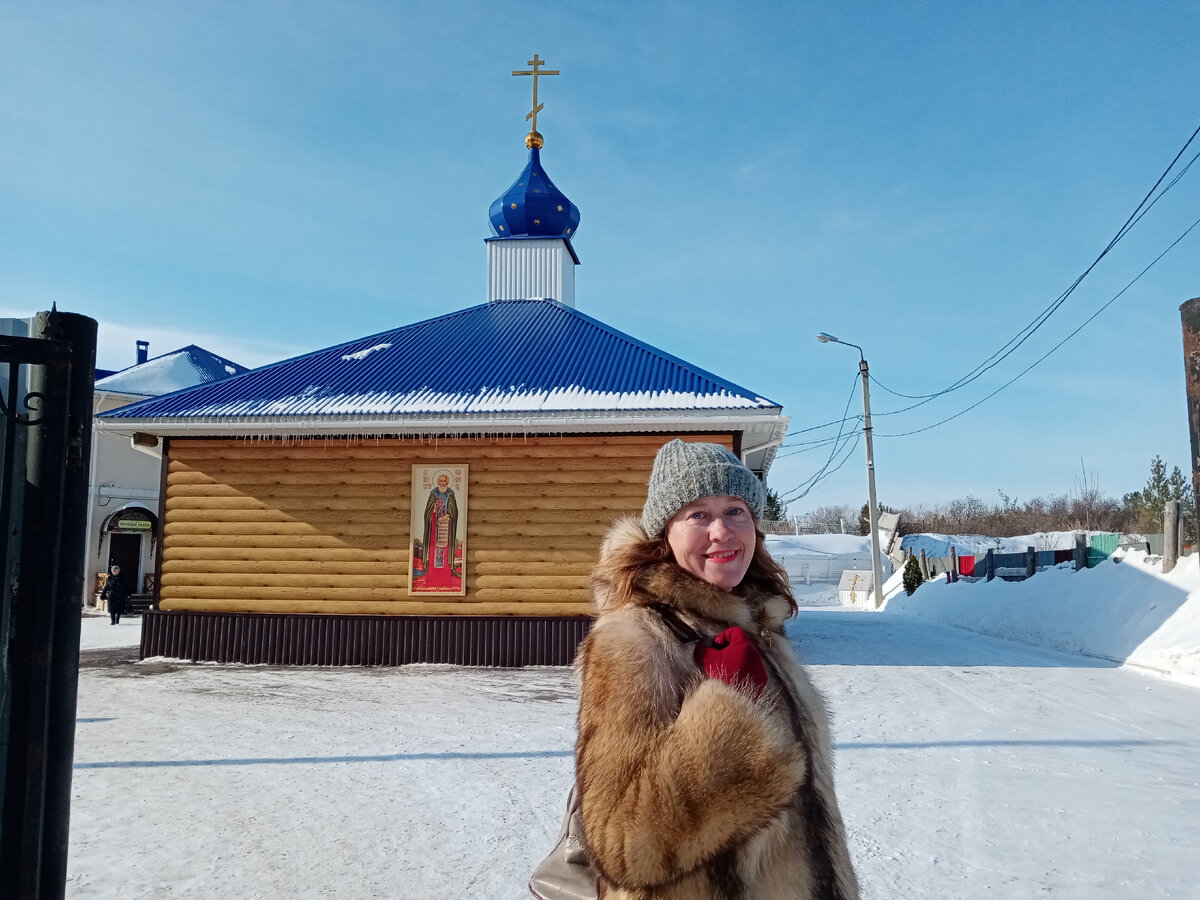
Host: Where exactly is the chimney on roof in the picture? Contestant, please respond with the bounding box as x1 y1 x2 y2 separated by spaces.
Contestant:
136 340 149 365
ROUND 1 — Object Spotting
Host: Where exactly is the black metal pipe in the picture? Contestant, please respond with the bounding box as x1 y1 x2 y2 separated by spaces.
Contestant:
34 310 96 898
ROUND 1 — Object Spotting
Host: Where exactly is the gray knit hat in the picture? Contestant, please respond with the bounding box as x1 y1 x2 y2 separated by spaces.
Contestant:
642 439 766 537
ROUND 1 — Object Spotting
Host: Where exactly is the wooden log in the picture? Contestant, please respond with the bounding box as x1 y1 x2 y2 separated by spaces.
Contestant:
473 562 592 576
162 586 422 601
164 534 404 549
166 496 409 513
472 549 596 563
167 483 404 500
156 598 594 616
166 508 408 526
164 483 639 513
162 547 409 562
184 459 409 473
167 471 411 487
469 508 630 524
167 470 222 485
471 484 646 499
161 573 411 589
160 586 588 604
161 573 587 592
164 522 406 537
465 588 586 602
468 470 641 485
469 497 638 512
462 537 599 551
163 560 411 576
470 575 590 591
468 523 609 538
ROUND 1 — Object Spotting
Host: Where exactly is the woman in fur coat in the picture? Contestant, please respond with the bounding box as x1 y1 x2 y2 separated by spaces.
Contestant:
574 439 860 900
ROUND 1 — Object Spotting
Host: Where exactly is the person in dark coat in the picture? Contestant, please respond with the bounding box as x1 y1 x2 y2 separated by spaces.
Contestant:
101 564 128 625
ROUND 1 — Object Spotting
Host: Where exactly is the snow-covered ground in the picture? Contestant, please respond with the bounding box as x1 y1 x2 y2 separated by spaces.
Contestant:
67 539 1200 898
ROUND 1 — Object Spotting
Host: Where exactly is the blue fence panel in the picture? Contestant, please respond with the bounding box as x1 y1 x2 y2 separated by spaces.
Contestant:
993 552 1026 570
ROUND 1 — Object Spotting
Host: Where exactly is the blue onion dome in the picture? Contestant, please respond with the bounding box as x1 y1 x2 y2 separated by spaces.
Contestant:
489 147 581 240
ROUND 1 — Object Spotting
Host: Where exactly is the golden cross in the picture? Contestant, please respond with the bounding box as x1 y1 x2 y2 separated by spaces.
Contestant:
512 53 559 139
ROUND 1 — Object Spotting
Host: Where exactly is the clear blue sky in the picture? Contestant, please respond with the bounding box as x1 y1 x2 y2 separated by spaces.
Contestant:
3 2 1198 515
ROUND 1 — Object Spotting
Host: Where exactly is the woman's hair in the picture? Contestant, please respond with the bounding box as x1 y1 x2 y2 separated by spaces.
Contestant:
606 528 798 618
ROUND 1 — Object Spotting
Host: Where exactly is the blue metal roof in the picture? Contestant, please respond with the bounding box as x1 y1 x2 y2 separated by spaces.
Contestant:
100 299 779 421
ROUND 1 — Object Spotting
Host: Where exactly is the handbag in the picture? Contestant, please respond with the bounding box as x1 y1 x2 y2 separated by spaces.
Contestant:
528 784 599 900
529 604 706 900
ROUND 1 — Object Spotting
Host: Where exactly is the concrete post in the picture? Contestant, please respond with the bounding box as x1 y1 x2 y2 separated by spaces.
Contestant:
918 548 929 581
1074 533 1087 571
1165 500 1180 574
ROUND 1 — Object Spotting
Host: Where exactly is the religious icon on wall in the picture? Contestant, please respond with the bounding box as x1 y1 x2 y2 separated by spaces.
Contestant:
409 465 468 595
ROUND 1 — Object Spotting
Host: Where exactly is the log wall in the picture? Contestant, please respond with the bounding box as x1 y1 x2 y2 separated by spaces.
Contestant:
160 433 734 616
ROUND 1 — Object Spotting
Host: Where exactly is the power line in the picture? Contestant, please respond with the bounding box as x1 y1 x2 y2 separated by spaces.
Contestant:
873 211 1200 436
776 124 1200 505
868 124 1200 405
779 372 862 503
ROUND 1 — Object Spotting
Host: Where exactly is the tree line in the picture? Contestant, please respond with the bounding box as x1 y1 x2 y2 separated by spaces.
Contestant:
770 455 1195 540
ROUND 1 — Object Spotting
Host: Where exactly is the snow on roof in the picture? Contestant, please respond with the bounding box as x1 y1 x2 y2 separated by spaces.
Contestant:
94 345 250 397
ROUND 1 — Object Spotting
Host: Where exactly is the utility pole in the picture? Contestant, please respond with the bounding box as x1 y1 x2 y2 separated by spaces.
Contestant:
818 333 886 608
859 356 885 608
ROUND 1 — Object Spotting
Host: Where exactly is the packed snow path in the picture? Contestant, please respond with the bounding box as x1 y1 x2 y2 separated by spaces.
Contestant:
68 611 1199 899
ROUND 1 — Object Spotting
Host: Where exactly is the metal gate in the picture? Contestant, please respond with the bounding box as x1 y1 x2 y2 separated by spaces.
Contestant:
1 311 96 899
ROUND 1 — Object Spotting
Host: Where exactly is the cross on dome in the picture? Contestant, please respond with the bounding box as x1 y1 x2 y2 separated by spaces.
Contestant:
489 53 580 244
512 53 559 149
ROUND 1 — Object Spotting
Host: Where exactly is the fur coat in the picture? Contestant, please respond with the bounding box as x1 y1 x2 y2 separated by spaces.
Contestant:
574 517 860 900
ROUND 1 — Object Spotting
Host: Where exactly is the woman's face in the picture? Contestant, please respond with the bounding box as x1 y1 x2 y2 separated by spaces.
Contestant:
664 495 757 591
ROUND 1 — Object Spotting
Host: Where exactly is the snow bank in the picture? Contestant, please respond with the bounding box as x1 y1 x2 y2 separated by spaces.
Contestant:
882 550 1200 685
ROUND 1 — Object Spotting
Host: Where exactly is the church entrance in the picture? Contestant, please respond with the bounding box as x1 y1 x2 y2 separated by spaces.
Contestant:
107 533 141 596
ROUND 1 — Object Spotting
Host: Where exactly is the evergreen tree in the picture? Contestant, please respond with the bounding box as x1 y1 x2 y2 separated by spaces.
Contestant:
763 487 788 522
1123 455 1196 539
858 501 892 536
902 554 924 596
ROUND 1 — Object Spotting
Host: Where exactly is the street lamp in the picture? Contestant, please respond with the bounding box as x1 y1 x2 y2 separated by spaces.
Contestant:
817 332 886 609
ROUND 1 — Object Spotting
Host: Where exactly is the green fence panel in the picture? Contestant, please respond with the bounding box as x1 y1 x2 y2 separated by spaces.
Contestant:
1087 532 1121 567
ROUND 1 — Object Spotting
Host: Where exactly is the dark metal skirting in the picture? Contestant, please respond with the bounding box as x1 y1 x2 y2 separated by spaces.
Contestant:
139 611 593 667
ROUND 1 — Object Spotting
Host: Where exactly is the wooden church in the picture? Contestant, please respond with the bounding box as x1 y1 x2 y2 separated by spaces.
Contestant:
96 56 790 666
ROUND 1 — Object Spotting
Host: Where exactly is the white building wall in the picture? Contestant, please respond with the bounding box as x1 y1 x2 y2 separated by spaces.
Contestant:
84 392 163 604
486 239 576 306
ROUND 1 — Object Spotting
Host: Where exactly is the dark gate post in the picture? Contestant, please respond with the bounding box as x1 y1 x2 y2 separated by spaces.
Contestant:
0 309 96 899
33 310 96 898
1073 533 1087 571
1179 297 1200 547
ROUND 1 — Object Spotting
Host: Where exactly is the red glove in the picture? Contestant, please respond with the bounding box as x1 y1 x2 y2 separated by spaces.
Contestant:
694 627 769 700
